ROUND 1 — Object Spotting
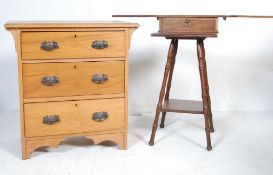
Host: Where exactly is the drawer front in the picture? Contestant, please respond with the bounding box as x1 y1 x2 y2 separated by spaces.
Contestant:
21 31 125 60
23 61 124 99
159 17 218 34
24 98 125 137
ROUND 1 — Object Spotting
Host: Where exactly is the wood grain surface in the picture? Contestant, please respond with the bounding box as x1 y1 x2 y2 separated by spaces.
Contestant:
22 31 125 59
112 15 273 19
5 21 139 29
24 98 125 137
5 21 138 159
23 61 124 98
159 17 218 34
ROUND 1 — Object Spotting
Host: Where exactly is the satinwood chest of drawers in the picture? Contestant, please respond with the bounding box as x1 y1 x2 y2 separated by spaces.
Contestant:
5 21 138 159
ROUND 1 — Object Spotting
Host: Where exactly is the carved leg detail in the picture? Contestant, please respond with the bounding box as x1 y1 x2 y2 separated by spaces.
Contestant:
197 39 212 151
208 96 214 132
199 41 214 132
25 138 65 159
21 139 27 160
149 39 177 146
122 133 128 150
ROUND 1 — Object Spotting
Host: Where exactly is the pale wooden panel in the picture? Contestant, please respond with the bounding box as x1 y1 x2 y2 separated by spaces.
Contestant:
159 18 218 34
9 30 28 159
5 21 138 159
5 21 139 29
23 61 124 98
25 132 126 159
24 98 125 137
22 57 125 64
24 93 124 103
22 31 125 59
25 130 124 140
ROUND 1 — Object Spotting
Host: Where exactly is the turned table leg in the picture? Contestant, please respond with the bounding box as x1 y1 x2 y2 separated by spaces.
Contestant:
160 39 178 128
202 47 214 132
149 39 177 146
208 96 214 132
197 39 213 151
198 39 214 132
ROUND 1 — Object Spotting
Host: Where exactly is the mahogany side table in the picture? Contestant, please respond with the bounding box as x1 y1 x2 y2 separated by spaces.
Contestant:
149 17 216 151
113 15 273 151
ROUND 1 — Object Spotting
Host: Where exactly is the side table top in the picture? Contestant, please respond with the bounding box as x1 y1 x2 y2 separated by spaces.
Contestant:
113 15 273 38
113 15 273 19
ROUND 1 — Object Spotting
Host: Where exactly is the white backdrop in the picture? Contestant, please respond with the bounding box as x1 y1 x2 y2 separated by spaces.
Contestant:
0 0 273 112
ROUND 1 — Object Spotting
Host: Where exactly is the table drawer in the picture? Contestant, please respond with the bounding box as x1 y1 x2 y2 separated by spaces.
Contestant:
24 98 124 137
21 31 125 60
159 17 218 34
23 61 124 99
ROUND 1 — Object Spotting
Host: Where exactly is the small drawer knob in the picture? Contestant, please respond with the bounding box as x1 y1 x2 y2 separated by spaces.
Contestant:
91 40 108 49
40 41 59 51
92 112 108 122
43 115 60 125
184 19 191 27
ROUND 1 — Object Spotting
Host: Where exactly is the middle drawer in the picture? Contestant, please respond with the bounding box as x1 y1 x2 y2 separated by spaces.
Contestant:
23 61 124 99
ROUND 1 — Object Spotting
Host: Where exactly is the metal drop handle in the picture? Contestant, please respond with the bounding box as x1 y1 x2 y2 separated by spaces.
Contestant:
92 112 108 122
92 74 108 84
40 41 59 51
91 40 108 49
43 115 60 125
41 76 60 86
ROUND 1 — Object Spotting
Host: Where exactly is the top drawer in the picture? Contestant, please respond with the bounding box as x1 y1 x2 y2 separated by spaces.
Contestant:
21 31 126 60
159 17 218 36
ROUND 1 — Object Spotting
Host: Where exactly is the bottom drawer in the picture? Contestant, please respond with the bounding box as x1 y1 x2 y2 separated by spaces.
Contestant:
24 98 124 137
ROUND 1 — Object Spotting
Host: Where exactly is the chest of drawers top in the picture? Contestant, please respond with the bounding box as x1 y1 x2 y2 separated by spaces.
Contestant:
5 21 138 28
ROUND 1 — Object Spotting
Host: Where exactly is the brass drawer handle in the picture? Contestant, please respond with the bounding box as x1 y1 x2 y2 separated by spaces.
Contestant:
43 115 60 125
40 41 59 51
92 112 108 122
184 19 191 27
41 76 60 86
91 40 108 49
92 74 108 84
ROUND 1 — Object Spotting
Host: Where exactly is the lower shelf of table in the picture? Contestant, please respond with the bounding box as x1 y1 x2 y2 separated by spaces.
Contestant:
162 99 204 114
